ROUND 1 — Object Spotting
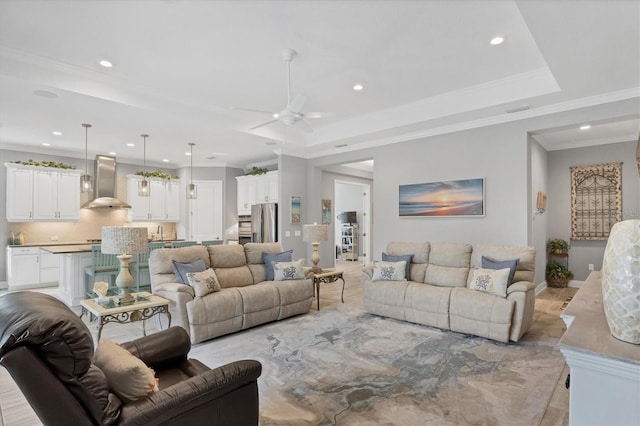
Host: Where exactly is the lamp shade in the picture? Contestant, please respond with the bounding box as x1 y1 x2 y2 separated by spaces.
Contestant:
303 223 328 243
101 227 147 255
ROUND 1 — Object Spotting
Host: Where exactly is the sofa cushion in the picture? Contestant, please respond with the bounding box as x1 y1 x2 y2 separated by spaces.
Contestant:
263 250 293 281
172 259 206 284
93 340 158 403
214 266 255 288
467 267 510 297
372 260 407 281
208 244 247 268
273 260 305 280
186 268 221 297
404 283 452 329
424 242 471 287
382 253 413 280
449 288 514 343
244 242 285 264
482 256 519 287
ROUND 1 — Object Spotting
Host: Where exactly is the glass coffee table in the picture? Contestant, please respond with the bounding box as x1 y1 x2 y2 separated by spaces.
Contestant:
80 292 171 341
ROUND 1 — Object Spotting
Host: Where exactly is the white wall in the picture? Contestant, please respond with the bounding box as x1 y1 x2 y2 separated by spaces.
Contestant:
529 137 549 284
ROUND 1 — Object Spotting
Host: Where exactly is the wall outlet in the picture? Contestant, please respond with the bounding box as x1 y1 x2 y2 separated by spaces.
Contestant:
294 230 301 237
285 230 291 237
50 236 59 241
588 264 595 271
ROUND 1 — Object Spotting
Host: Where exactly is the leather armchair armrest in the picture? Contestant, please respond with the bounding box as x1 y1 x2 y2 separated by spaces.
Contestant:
118 359 262 425
121 327 190 369
506 281 536 295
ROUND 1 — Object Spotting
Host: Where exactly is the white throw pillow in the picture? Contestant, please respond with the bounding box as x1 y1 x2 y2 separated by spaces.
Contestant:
273 259 306 280
467 267 510 297
186 268 221 297
372 260 407 281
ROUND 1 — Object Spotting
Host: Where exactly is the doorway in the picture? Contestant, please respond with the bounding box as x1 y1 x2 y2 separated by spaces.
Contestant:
334 180 372 266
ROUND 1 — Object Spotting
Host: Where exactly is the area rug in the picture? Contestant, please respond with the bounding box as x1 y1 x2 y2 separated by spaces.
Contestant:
190 304 566 426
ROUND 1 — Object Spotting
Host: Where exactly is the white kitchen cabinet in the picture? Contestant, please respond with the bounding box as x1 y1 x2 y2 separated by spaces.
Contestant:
6 246 60 290
188 180 223 242
127 175 180 222
236 171 279 215
5 163 82 222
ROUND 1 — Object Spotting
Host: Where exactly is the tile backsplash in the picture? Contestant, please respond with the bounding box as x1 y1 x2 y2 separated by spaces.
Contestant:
8 208 176 245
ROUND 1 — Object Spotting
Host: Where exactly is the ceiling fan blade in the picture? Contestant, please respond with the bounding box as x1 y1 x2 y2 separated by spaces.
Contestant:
249 119 279 131
304 111 333 119
296 119 314 133
232 107 276 115
288 94 307 112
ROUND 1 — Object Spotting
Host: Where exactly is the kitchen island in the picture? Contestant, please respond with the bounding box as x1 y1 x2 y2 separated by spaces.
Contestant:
41 241 181 307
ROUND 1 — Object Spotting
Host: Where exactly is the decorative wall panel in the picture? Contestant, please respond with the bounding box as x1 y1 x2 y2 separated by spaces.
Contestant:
570 162 622 240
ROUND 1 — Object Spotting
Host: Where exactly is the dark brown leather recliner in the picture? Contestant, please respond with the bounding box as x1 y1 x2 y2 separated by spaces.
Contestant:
0 291 262 425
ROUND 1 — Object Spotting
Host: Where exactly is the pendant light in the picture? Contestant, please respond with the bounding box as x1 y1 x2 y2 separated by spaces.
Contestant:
80 123 93 193
187 143 197 199
138 134 150 197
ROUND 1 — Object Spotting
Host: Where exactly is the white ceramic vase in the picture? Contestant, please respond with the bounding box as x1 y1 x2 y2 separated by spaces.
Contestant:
601 220 640 344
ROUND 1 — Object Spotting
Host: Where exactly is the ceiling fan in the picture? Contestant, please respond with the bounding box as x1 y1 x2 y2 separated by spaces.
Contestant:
235 48 330 133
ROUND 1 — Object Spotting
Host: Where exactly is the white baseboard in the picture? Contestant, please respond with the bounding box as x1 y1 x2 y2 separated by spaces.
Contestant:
536 279 584 295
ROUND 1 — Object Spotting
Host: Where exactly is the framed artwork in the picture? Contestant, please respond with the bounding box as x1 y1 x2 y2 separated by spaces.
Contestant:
321 199 332 224
399 177 485 217
570 162 622 240
290 196 301 224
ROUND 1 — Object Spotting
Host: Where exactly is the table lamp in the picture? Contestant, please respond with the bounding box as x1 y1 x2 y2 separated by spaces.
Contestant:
101 226 148 305
303 222 328 273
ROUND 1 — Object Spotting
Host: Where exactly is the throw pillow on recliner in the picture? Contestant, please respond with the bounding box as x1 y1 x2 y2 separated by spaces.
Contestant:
382 253 413 281
372 260 407 281
186 268 221 297
467 267 510 297
263 250 293 281
481 256 520 286
273 259 305 280
172 259 206 284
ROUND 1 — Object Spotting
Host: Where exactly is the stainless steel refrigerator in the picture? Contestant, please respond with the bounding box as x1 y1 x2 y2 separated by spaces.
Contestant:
251 203 278 243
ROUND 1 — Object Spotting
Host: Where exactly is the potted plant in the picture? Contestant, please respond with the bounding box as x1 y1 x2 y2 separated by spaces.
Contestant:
546 261 574 287
546 238 570 254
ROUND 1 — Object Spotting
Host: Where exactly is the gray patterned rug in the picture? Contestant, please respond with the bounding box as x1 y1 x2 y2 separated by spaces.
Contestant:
190 304 565 426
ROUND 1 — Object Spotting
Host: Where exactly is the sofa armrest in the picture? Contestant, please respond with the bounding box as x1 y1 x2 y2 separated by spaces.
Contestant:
120 327 190 370
303 267 314 279
506 281 536 295
153 282 195 297
118 359 262 425
362 265 374 280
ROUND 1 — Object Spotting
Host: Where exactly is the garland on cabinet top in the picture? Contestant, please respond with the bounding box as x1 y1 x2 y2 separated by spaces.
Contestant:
11 159 76 169
245 166 269 175
135 170 179 180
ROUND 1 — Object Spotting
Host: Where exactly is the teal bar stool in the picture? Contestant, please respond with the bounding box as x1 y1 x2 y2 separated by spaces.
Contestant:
132 241 165 291
171 241 197 248
202 240 224 246
84 245 119 295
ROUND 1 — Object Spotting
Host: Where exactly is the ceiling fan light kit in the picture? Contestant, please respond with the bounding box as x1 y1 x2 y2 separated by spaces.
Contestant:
239 47 330 133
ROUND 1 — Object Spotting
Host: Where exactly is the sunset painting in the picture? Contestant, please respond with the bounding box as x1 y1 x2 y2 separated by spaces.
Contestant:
399 178 484 217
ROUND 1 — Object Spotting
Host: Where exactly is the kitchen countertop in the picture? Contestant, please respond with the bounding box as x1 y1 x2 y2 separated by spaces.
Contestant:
27 240 184 254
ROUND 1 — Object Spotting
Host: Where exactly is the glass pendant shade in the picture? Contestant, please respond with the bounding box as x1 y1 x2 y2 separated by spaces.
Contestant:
81 123 93 194
138 134 150 197
80 174 93 193
187 142 197 199
138 179 150 197
187 183 197 199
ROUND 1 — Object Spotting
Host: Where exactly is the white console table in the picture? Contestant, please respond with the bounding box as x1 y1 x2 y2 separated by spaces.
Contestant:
559 271 640 426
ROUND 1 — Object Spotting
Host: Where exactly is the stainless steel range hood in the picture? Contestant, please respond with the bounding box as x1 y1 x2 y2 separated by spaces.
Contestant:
81 155 131 209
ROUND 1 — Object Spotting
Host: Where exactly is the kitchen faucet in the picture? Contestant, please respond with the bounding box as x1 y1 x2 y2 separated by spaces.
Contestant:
157 225 163 241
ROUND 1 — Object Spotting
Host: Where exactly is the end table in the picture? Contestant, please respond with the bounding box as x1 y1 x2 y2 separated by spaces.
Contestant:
313 269 345 310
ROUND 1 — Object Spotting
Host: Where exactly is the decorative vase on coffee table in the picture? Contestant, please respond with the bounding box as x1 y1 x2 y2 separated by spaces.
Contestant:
601 219 640 344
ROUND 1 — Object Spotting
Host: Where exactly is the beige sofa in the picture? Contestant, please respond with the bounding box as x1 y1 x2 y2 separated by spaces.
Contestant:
362 242 536 343
149 242 313 344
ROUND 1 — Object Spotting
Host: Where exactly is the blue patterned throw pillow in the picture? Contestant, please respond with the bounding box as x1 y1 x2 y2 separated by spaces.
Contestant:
263 250 293 281
482 256 519 287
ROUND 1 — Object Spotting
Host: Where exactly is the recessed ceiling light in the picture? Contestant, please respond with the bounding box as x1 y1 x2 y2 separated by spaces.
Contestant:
162 159 169 162
51 131 62 136
273 113 280 118
353 83 364 91
186 152 192 156
99 60 113 68
34 90 58 98
42 142 51 146
490 36 504 45
127 143 135 147
109 151 117 155
580 124 591 130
